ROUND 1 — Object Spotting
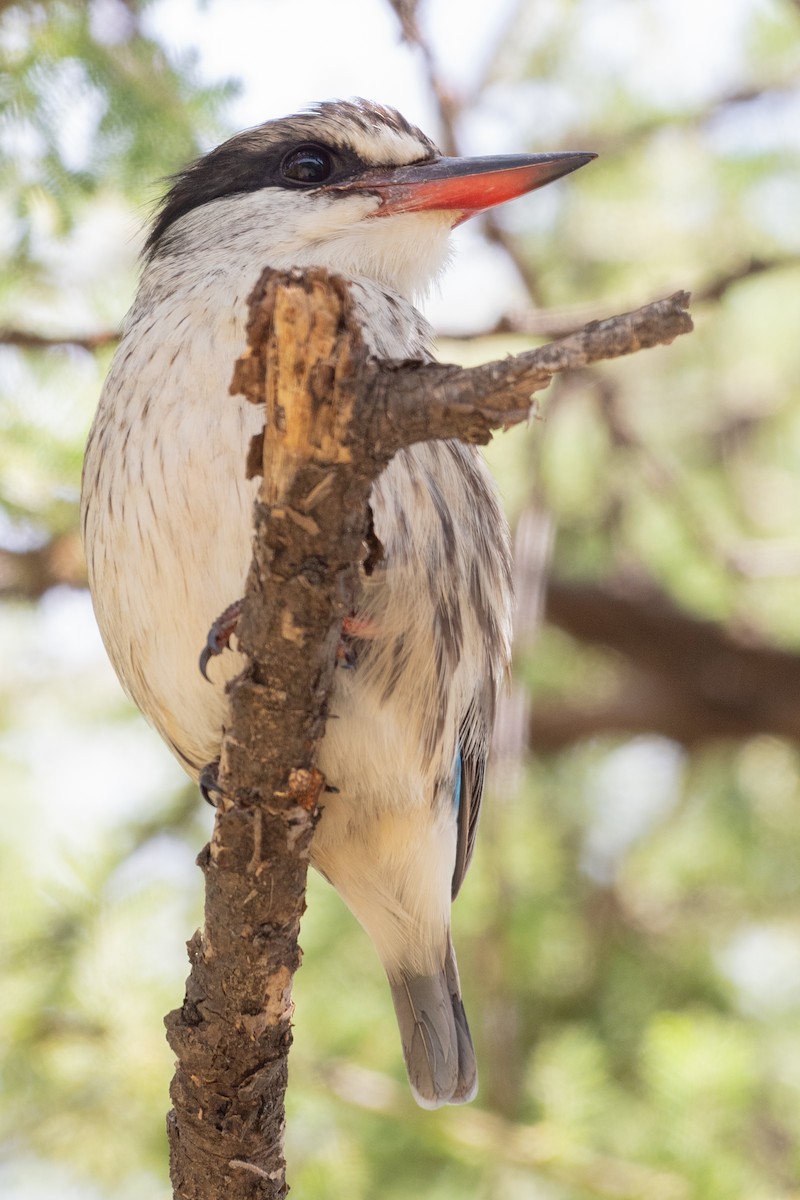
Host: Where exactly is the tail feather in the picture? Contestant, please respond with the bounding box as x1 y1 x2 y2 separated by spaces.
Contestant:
388 936 477 1109
443 935 477 1104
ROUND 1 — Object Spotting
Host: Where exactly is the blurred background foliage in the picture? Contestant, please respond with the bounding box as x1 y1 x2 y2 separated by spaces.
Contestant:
2 0 800 1197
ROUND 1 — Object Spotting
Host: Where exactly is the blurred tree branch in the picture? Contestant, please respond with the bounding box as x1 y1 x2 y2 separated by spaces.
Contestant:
692 254 800 303
386 0 460 156
0 532 86 598
534 579 800 750
386 0 549 305
9 524 800 753
578 77 800 159
3 254 796 354
323 1061 689 1200
439 254 800 340
0 328 120 352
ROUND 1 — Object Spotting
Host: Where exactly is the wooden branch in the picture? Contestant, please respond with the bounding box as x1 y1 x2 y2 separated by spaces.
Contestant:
376 291 692 447
155 269 693 1198
2 248 793 359
692 254 800 303
532 578 800 749
0 327 120 352
164 271 385 1199
0 533 86 599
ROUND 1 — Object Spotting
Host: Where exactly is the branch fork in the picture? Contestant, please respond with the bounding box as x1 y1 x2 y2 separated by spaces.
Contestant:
164 267 692 1199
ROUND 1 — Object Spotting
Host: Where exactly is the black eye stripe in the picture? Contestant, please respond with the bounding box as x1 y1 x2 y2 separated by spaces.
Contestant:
145 129 411 257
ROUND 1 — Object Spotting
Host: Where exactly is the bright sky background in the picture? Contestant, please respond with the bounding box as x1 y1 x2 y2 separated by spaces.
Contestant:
143 0 759 132
143 0 519 136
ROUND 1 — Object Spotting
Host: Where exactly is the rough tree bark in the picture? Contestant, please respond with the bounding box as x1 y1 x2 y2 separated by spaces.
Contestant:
163 267 692 1200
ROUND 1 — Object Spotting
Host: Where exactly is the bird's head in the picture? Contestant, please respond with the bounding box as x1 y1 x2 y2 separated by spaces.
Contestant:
146 99 595 302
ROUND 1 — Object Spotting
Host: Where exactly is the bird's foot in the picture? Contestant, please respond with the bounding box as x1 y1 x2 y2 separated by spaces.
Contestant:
336 613 380 669
199 599 243 680
199 759 223 807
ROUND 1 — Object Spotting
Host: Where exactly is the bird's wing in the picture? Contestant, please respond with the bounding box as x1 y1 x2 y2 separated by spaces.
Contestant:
451 693 492 900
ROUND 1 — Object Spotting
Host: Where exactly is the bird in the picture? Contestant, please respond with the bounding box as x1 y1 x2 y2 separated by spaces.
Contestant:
81 99 594 1109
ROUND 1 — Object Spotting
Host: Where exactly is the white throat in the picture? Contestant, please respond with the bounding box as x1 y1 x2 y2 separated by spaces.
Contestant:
148 189 455 305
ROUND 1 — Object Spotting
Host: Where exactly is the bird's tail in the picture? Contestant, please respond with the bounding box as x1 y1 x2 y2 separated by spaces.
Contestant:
388 934 477 1109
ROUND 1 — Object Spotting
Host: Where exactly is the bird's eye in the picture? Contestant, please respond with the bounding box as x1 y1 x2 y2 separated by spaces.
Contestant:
280 145 335 185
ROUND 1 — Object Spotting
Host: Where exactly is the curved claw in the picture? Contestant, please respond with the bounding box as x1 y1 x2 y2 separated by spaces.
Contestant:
198 641 216 682
199 759 223 807
199 599 244 681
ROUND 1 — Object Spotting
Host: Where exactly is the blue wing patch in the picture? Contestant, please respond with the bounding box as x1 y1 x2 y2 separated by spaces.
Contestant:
453 745 463 815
